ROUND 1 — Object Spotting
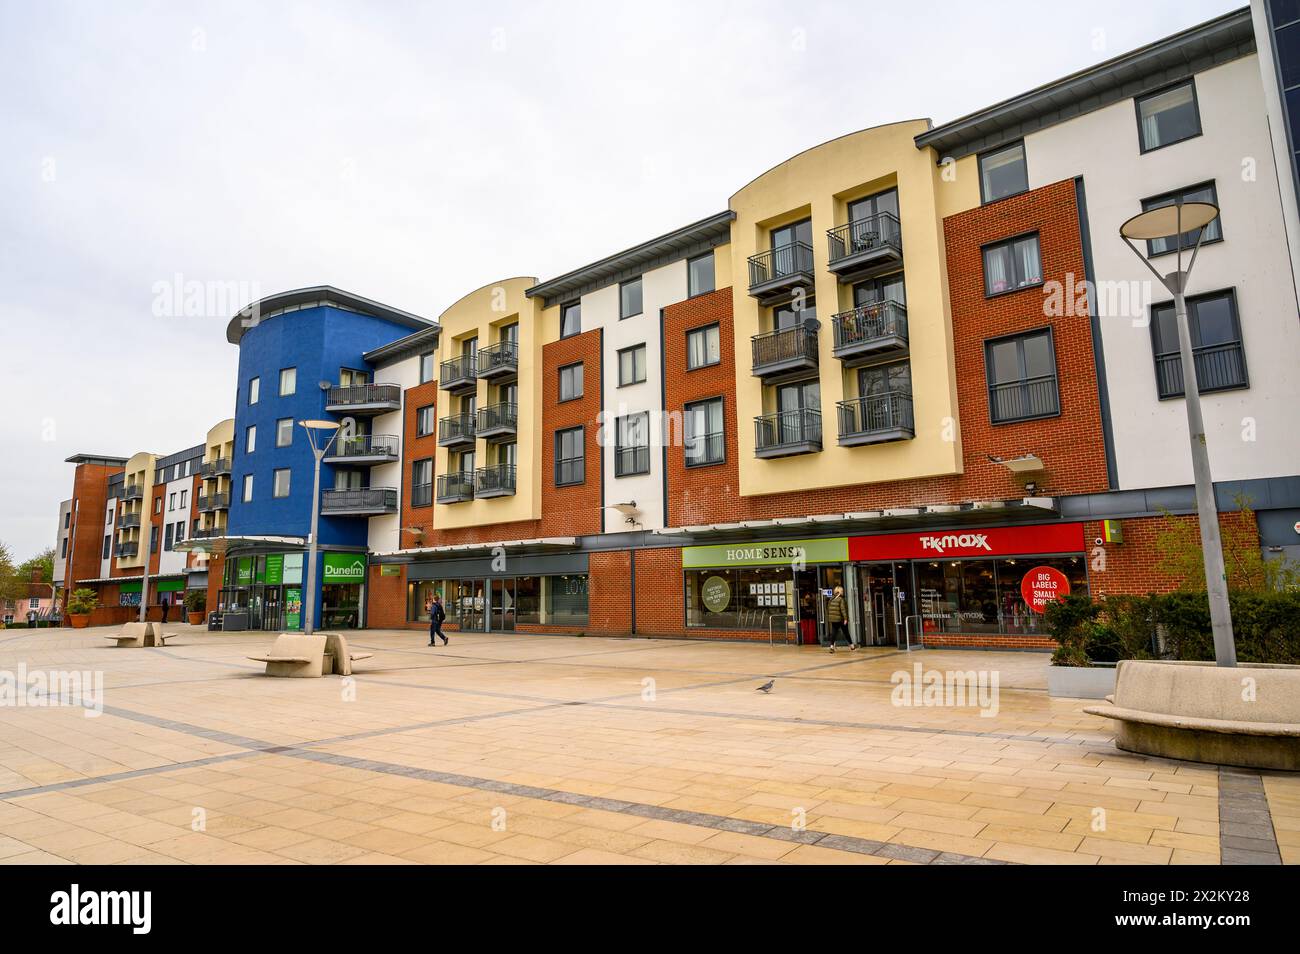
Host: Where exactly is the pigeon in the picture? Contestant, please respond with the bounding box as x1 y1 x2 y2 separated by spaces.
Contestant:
756 680 775 693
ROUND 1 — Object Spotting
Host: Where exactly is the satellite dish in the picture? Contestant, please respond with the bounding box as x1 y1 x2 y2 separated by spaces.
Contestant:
318 380 332 391
803 317 821 332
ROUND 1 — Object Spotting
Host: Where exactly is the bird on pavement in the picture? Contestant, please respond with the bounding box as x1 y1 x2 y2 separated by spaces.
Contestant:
756 680 774 693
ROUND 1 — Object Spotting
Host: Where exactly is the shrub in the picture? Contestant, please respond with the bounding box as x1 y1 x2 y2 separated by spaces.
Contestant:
66 588 99 615
183 590 207 614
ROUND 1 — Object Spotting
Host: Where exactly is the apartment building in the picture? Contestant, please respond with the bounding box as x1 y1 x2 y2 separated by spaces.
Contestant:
54 7 1300 648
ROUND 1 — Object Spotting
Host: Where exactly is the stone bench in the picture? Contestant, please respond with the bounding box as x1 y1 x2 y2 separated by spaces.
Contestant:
1084 659 1300 770
247 634 327 678
103 622 155 647
322 633 373 676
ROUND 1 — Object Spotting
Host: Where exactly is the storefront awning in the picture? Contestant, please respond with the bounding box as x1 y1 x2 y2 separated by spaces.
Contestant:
373 536 578 560
74 573 185 585
176 534 306 556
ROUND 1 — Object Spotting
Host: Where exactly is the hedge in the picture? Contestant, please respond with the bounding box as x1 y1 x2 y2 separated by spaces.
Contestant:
1044 591 1300 666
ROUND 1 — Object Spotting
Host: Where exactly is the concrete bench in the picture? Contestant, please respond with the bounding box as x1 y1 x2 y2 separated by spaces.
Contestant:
322 633 373 676
1084 659 1300 770
247 634 327 678
103 622 155 647
154 630 181 646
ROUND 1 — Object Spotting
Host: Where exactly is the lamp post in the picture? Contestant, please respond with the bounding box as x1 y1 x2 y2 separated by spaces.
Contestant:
1119 199 1235 667
298 419 340 635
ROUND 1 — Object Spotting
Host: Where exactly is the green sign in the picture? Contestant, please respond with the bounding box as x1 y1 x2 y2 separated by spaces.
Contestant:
264 554 284 586
701 575 731 613
236 557 253 586
323 552 367 584
156 579 184 593
682 537 848 569
380 564 400 577
120 581 142 594
285 587 301 630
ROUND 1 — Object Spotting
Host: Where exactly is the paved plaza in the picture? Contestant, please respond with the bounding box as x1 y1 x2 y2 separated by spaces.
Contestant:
0 625 1295 865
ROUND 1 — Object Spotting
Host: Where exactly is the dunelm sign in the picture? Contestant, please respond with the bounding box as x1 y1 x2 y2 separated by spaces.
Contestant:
322 553 367 584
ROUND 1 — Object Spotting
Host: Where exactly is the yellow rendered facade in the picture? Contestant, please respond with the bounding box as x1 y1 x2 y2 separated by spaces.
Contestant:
116 451 157 568
201 418 235 536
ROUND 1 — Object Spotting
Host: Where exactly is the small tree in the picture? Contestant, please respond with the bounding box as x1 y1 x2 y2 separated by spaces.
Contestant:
183 590 206 614
66 588 99 615
1154 494 1299 593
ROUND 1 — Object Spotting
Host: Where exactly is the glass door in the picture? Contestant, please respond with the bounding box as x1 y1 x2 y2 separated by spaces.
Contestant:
818 565 845 647
776 380 820 445
491 578 515 631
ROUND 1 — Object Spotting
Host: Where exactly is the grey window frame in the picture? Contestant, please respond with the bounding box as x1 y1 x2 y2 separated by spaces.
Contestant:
614 412 651 477
248 376 260 405
560 301 582 339
1135 78 1202 154
419 352 435 384
411 457 433 507
1148 288 1248 399
275 417 293 448
1140 181 1222 257
687 253 716 298
619 277 643 319
416 404 435 437
977 140 1029 204
686 323 721 370
554 426 585 487
279 367 297 396
983 327 1061 425
982 231 1043 297
617 343 647 386
684 396 726 468
558 361 584 402
272 468 291 499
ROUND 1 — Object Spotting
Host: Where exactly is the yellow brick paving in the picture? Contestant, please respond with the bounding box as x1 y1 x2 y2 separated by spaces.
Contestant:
0 623 1275 865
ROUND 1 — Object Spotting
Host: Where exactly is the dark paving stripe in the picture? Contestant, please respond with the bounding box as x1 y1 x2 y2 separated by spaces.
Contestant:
1218 767 1282 865
0 750 264 801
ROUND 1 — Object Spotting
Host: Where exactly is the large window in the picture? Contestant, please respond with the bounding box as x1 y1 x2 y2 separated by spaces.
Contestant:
615 412 650 477
687 253 715 297
411 458 433 507
416 405 435 437
555 426 585 486
978 141 1028 203
275 417 293 447
558 362 583 402
618 344 646 386
406 575 588 626
1136 80 1201 152
916 556 1089 637
684 566 794 629
687 323 721 370
620 277 643 319
279 367 296 396
560 301 581 338
983 233 1042 295
1140 182 1222 256
985 329 1059 423
273 468 291 498
684 397 724 467
1150 290 1247 399
546 574 589 625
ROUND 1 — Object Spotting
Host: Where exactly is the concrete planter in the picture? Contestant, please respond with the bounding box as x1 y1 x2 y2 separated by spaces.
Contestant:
1085 660 1300 771
1048 664 1117 699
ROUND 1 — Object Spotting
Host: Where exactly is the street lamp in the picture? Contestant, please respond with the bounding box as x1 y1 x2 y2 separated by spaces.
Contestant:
1119 199 1235 667
298 419 340 635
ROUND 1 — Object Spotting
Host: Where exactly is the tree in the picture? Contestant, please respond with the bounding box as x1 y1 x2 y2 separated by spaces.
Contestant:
0 541 20 603
0 544 58 603
1154 494 1299 593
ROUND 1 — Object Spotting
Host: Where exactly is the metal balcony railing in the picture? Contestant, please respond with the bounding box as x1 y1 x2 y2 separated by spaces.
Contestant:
827 211 902 265
320 487 398 514
475 402 518 437
325 383 401 410
555 458 585 486
474 463 517 497
198 492 230 512
684 432 725 467
115 542 139 559
411 482 433 508
614 445 650 477
122 483 144 501
118 512 141 529
747 241 814 292
438 413 476 445
477 341 519 378
192 527 223 539
837 391 915 442
831 300 909 355
1154 342 1247 399
200 457 232 477
436 472 475 503
751 325 819 376
440 354 477 390
754 408 822 456
988 375 1060 424
326 434 399 461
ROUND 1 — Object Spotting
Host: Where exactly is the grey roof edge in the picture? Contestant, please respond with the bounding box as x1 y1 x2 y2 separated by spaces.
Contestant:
914 7 1254 158
225 285 435 345
65 454 128 466
363 323 443 365
526 211 735 305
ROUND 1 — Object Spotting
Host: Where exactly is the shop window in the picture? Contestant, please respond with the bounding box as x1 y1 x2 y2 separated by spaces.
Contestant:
546 574 589 625
914 556 1088 637
684 566 794 629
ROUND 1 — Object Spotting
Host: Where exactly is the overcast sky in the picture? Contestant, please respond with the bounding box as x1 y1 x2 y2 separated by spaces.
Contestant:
0 0 1240 560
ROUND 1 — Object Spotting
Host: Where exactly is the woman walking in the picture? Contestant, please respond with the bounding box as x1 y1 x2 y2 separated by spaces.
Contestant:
826 586 855 653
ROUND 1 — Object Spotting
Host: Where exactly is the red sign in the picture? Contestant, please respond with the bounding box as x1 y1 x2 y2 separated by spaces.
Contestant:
1020 565 1071 613
848 522 1085 561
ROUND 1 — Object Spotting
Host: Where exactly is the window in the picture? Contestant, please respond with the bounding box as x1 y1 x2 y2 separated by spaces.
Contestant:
685 566 793 629
558 362 583 402
64 511 70 529
1136 80 1201 152
164 523 174 551
242 474 254 503
150 526 159 553
615 413 650 477
687 324 721 370
979 141 1028 202
174 521 185 544
618 344 646 386
276 417 293 447
416 405 435 437
685 397 724 467
279 367 296 396
246 425 256 454
179 489 187 508
412 458 433 507
61 538 68 559
168 492 176 512
985 329 1060 423
619 277 643 319
555 426 585 486
154 497 162 514
687 253 715 297
273 468 291 498
248 376 260 405
414 352 432 384
1140 183 1222 256
560 301 581 338
983 233 1042 295
102 535 110 560
1150 290 1247 399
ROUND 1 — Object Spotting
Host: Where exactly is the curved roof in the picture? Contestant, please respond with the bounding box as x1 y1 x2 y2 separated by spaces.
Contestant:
225 285 434 345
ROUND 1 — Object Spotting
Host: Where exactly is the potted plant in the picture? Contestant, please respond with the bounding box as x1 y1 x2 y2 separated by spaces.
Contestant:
66 588 98 629
183 589 207 626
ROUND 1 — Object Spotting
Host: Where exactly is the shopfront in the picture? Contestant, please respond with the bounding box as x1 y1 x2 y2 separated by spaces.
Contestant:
405 551 589 632
217 550 366 630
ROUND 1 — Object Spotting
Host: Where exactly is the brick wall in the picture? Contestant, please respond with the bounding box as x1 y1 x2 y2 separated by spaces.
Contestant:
63 462 121 599
400 379 439 549
1084 511 1260 597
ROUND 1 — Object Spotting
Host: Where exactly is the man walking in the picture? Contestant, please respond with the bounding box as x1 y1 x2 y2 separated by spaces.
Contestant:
428 594 448 647
160 595 170 625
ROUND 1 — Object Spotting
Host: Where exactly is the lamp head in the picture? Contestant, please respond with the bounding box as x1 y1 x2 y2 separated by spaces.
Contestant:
298 419 340 431
1119 201 1218 241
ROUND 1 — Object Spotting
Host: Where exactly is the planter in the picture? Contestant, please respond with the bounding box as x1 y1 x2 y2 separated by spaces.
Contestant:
68 614 90 629
1047 663 1117 699
187 612 204 625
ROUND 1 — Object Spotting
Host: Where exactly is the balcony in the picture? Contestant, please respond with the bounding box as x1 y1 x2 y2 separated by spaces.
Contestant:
1154 342 1248 400
198 492 230 512
121 483 144 501
831 301 909 366
440 354 477 393
751 326 819 381
989 376 1060 424
477 341 518 382
325 383 401 416
747 242 815 303
436 472 474 504
837 392 915 446
437 413 476 449
192 527 224 540
320 487 398 516
827 212 903 282
115 541 139 559
324 434 400 466
754 408 822 459
118 512 141 529
475 403 518 441
474 463 516 499
411 482 433 508
200 457 232 478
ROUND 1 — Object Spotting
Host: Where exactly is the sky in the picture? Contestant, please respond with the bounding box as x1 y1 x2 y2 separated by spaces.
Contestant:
0 0 1242 560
